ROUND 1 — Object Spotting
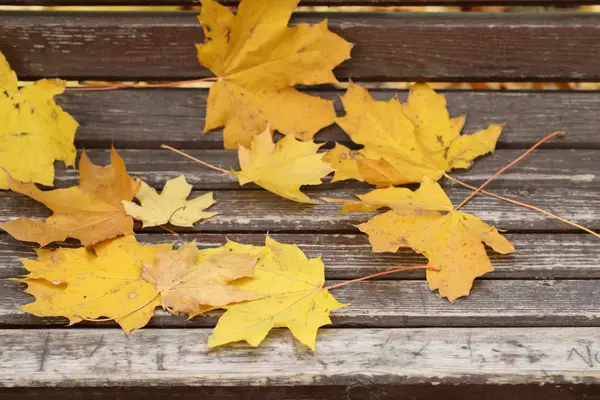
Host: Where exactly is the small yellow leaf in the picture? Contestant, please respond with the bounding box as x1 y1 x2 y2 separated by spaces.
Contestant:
236 127 333 203
197 0 352 149
333 83 503 186
328 178 515 302
0 148 140 247
0 51 78 189
19 235 172 333
141 241 261 316
208 236 346 351
123 175 218 228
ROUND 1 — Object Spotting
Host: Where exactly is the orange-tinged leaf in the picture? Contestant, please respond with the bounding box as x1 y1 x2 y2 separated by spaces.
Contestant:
330 83 503 187
197 0 352 149
19 235 172 334
0 51 78 189
141 241 261 316
236 127 333 203
0 148 140 247
327 178 515 302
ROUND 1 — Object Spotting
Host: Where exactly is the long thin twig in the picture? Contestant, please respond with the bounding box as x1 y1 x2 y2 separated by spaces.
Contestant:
444 173 600 239
65 77 218 92
161 144 233 175
325 265 436 291
454 131 564 211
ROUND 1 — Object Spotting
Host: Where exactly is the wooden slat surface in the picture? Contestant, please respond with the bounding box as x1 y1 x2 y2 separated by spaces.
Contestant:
60 89 600 150
2 186 599 232
2 12 600 81
1 328 600 387
2 233 598 279
64 148 598 190
2 279 600 327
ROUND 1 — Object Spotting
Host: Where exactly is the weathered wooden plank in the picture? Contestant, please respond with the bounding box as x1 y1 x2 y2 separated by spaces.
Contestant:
60 89 600 150
1 328 600 387
3 12 600 81
1 187 598 232
1 233 598 279
56 148 597 190
2 279 600 327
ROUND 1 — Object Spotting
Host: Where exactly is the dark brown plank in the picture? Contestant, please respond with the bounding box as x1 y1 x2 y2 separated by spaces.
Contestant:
1 186 599 232
1 233 598 280
2 279 600 327
1 0 597 6
61 89 600 150
4 386 600 400
49 148 600 190
2 12 600 81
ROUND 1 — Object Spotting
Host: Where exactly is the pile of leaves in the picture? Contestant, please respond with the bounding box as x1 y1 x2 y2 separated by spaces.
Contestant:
0 0 585 350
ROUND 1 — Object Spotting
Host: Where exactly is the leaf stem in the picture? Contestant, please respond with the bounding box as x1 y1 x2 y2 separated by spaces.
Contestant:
65 77 218 92
161 144 233 175
454 131 564 211
159 225 179 235
325 265 436 291
444 173 600 240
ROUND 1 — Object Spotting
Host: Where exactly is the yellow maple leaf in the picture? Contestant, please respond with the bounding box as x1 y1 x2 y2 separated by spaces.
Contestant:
0 148 140 247
236 127 333 203
122 175 218 228
197 0 352 149
19 235 172 333
141 241 261 316
329 83 503 187
208 236 346 351
0 51 78 189
326 178 515 302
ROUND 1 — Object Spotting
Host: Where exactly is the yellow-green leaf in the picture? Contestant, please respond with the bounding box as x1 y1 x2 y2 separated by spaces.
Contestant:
236 127 333 203
208 236 346 350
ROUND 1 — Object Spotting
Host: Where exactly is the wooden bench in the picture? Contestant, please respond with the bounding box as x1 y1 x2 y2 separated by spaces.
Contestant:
2 1 600 398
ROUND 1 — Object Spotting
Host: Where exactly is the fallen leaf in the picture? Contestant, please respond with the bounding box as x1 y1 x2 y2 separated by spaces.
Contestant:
321 143 364 183
123 175 218 228
236 127 333 203
19 235 172 333
0 51 78 189
208 236 346 350
141 241 261 316
329 83 503 186
197 0 352 149
326 178 515 301
0 148 140 247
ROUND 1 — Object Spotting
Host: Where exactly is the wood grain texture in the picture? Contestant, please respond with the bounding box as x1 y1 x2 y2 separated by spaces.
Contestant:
1 233 598 279
60 148 599 190
2 186 598 232
2 12 600 81
1 328 600 387
60 89 600 150
3 279 600 327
